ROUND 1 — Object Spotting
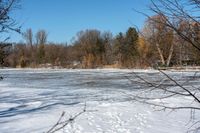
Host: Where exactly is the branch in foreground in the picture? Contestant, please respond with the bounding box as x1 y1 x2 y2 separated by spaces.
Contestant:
46 103 87 133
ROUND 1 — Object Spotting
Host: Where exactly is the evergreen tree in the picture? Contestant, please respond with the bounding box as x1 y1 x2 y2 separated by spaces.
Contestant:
124 27 139 66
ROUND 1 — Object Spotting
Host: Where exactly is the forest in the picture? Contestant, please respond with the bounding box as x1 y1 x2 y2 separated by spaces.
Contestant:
0 0 200 68
0 1 199 69
1 22 199 69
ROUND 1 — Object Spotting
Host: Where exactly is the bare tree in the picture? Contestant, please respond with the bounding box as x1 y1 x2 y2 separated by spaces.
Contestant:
35 30 47 64
23 28 33 47
148 0 200 52
142 15 175 67
0 0 21 67
0 0 20 36
35 29 47 45
132 0 200 132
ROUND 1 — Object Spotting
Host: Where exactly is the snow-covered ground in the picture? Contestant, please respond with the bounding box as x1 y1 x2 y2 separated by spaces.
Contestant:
0 69 199 133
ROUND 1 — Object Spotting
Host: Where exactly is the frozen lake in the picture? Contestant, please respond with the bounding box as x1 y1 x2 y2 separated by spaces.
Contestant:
0 69 199 133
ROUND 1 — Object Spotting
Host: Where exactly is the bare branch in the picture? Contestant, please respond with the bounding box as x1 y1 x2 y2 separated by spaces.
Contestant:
46 103 87 133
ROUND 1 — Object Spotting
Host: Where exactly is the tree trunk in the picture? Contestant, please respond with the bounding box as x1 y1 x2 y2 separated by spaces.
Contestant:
156 43 165 65
166 43 174 67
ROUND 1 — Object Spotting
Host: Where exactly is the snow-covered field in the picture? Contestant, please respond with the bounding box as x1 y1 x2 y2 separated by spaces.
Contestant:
0 69 199 133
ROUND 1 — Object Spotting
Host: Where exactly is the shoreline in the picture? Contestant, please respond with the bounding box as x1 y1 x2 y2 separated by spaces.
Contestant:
0 66 200 72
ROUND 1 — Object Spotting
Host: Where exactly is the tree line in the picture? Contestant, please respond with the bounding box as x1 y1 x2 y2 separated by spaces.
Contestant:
0 2 200 69
2 28 139 68
1 20 200 69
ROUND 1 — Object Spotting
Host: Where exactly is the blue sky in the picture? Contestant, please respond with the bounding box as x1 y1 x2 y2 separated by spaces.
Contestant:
10 0 151 43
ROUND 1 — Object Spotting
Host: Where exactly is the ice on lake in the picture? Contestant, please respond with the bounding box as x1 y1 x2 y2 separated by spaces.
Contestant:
0 69 199 133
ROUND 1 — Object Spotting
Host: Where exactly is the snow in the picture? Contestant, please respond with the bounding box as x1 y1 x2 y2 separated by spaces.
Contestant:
0 69 199 133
